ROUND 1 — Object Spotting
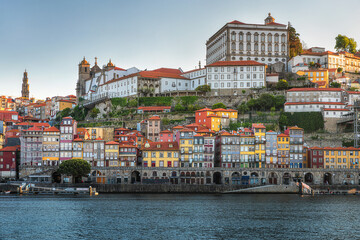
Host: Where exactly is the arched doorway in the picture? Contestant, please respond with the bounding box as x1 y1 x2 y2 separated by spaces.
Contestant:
324 173 332 185
213 172 222 184
304 173 313 184
171 171 178 184
283 173 291 185
131 171 141 184
250 172 259 185
231 172 241 185
268 172 278 184
52 172 61 183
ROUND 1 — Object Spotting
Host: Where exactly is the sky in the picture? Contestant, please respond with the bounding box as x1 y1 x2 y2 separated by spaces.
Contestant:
1 0 360 99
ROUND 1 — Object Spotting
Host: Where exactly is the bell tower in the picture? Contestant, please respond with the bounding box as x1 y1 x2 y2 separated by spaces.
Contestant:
76 57 91 98
21 70 30 99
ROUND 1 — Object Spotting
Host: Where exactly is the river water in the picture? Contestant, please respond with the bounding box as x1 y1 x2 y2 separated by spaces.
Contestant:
0 194 359 239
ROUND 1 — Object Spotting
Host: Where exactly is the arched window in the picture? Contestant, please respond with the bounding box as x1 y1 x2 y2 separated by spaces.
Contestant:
281 44 286 52
239 32 243 41
261 33 265 42
246 33 251 41
231 31 236 41
268 44 272 52
152 171 157 177
275 44 279 52
254 33 259 42
246 43 251 51
239 44 243 51
268 34 272 42
261 44 265 51
231 42 236 51
281 34 286 43
274 34 279 43
254 43 259 51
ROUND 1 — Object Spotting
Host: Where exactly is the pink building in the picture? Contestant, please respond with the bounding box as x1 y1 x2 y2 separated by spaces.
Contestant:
159 130 173 142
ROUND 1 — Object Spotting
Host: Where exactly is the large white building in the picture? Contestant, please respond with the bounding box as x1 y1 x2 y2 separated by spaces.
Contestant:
206 60 266 96
206 13 289 70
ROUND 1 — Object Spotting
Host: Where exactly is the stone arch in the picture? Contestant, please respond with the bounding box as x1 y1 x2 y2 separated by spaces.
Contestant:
250 172 259 185
324 172 332 185
152 171 157 177
283 172 291 185
131 171 141 184
231 172 241 185
213 172 222 184
268 172 278 185
304 173 313 184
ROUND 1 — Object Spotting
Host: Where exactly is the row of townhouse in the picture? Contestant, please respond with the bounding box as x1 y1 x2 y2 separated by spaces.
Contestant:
309 147 360 169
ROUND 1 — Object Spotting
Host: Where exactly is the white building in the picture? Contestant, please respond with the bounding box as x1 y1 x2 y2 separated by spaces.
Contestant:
286 88 345 104
181 67 207 90
206 13 289 69
285 102 346 112
205 60 266 95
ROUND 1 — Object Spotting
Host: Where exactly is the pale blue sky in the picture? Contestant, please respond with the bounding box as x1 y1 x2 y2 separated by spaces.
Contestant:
1 0 360 99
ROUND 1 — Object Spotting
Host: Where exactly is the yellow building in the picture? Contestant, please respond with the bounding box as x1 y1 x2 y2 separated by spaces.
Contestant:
323 147 360 169
207 114 222 131
142 142 179 167
105 141 119 167
277 133 290 168
212 108 238 121
252 123 266 168
58 99 76 111
42 126 60 165
297 69 329 88
178 128 195 167
240 128 255 168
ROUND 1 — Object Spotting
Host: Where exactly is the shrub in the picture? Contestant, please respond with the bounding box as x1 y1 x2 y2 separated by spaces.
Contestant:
279 112 324 133
212 102 226 109
195 85 211 92
90 108 100 119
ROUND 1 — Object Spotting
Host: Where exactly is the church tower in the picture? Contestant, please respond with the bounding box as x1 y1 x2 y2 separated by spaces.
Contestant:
76 57 90 98
21 70 30 99
264 13 275 24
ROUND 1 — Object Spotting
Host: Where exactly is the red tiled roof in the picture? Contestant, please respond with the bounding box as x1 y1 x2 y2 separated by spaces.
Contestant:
44 126 60 132
206 60 265 67
115 127 130 131
106 141 119 145
152 68 182 74
160 130 172 134
287 88 343 92
142 141 179 151
173 125 184 130
73 138 83 142
196 129 214 133
196 108 213 112
212 108 237 112
182 68 206 74
347 91 360 94
179 128 195 132
228 20 245 24
252 123 266 129
148 116 161 120
266 22 286 26
277 133 289 137
0 146 20 152
285 102 345 105
95 137 103 140
220 131 232 136
24 126 43 131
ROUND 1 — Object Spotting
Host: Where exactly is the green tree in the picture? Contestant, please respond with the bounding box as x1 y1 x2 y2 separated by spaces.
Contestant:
276 79 289 90
58 159 91 183
337 67 343 73
349 87 358 91
335 34 357 53
90 107 100 118
162 118 170 125
174 103 185 112
274 95 286 110
212 102 226 109
128 99 138 108
289 24 303 58
237 102 249 114
278 112 289 131
330 82 341 88
195 85 211 92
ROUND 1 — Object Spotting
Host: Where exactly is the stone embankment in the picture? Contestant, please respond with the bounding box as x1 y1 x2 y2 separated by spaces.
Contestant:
304 132 353 148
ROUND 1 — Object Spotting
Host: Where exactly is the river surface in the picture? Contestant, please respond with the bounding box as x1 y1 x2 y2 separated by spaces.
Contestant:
0 194 359 239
